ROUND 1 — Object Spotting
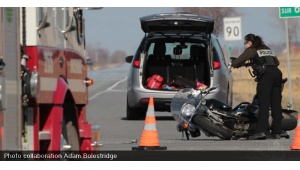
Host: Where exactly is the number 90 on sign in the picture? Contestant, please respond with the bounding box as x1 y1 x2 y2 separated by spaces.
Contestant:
223 17 242 41
226 26 239 37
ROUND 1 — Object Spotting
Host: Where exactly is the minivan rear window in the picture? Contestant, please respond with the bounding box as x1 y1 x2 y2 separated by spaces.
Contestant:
147 42 207 60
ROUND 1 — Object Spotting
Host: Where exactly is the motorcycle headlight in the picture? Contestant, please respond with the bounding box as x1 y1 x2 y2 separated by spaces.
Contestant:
181 103 195 117
201 98 206 105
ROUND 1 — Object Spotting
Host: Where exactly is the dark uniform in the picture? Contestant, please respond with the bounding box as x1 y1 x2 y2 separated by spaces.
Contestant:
232 46 283 137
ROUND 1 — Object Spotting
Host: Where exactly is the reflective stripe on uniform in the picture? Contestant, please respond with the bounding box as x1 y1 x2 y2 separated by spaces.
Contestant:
257 49 275 57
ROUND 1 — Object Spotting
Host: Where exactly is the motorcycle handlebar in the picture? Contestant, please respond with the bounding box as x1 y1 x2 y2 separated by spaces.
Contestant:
202 85 219 94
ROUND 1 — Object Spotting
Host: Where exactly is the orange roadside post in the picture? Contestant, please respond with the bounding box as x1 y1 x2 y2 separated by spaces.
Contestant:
290 114 300 150
132 97 167 151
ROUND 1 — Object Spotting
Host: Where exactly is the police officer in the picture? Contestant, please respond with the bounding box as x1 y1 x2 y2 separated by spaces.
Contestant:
232 33 283 140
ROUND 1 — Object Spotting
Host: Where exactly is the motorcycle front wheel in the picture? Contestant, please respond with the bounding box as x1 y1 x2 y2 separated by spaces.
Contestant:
192 114 233 140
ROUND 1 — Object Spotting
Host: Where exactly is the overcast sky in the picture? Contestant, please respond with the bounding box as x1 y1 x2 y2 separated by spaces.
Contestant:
5 1 299 55
83 7 293 55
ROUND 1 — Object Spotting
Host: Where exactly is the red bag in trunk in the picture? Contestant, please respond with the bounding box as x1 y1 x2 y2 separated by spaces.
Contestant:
147 74 163 89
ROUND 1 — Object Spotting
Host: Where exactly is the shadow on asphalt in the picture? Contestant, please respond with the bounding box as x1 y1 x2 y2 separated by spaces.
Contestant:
121 116 175 121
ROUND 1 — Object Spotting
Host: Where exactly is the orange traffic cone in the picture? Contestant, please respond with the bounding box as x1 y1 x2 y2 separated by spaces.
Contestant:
290 114 300 150
132 97 167 151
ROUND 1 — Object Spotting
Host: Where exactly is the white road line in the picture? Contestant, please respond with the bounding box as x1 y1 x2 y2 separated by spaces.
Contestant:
88 76 127 101
109 89 126 92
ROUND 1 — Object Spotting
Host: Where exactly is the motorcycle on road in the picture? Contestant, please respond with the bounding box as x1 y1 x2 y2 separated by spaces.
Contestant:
170 59 298 140
171 86 298 140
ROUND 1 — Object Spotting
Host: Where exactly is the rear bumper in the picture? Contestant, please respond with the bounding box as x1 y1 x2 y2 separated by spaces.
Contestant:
127 87 177 111
127 85 226 111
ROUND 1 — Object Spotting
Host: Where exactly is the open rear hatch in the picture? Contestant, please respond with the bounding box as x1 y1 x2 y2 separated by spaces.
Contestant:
140 13 214 91
140 13 214 34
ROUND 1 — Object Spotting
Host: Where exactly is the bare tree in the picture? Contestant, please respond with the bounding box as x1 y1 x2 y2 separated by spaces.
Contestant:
110 50 127 64
175 7 240 37
86 45 127 69
86 45 110 67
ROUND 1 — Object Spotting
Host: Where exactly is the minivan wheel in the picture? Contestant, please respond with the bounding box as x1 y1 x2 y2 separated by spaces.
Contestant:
126 99 140 120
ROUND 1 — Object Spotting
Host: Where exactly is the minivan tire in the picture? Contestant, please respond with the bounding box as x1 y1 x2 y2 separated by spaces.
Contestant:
126 99 140 120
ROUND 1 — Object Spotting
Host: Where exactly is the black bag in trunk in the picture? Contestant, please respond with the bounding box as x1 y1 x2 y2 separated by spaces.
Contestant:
170 75 196 89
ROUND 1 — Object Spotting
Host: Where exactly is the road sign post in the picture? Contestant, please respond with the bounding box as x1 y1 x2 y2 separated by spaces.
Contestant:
279 7 300 109
223 17 242 60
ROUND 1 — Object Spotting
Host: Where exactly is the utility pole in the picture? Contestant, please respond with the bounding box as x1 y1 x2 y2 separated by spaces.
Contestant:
285 18 293 109
95 42 99 67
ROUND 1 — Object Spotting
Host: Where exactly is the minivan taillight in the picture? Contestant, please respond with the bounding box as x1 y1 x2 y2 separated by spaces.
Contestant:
133 59 140 68
213 61 221 70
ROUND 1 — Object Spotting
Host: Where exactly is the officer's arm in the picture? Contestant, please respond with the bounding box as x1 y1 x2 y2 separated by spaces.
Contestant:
232 48 257 68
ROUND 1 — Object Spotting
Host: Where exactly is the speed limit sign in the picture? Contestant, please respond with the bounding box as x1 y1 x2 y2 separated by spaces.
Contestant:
223 17 242 41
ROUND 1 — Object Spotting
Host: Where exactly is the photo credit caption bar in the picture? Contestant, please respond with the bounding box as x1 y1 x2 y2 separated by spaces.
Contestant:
1 151 118 160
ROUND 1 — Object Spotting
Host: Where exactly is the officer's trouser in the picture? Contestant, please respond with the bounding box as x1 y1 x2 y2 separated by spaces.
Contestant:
256 66 283 134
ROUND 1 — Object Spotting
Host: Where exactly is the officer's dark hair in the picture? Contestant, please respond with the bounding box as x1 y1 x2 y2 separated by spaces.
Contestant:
244 33 269 50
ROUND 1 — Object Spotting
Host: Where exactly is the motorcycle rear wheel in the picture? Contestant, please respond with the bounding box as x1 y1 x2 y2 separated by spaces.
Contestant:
192 114 233 140
269 110 298 131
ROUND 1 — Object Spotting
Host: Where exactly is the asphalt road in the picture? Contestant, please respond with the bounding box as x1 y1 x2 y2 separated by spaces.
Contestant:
86 64 297 151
